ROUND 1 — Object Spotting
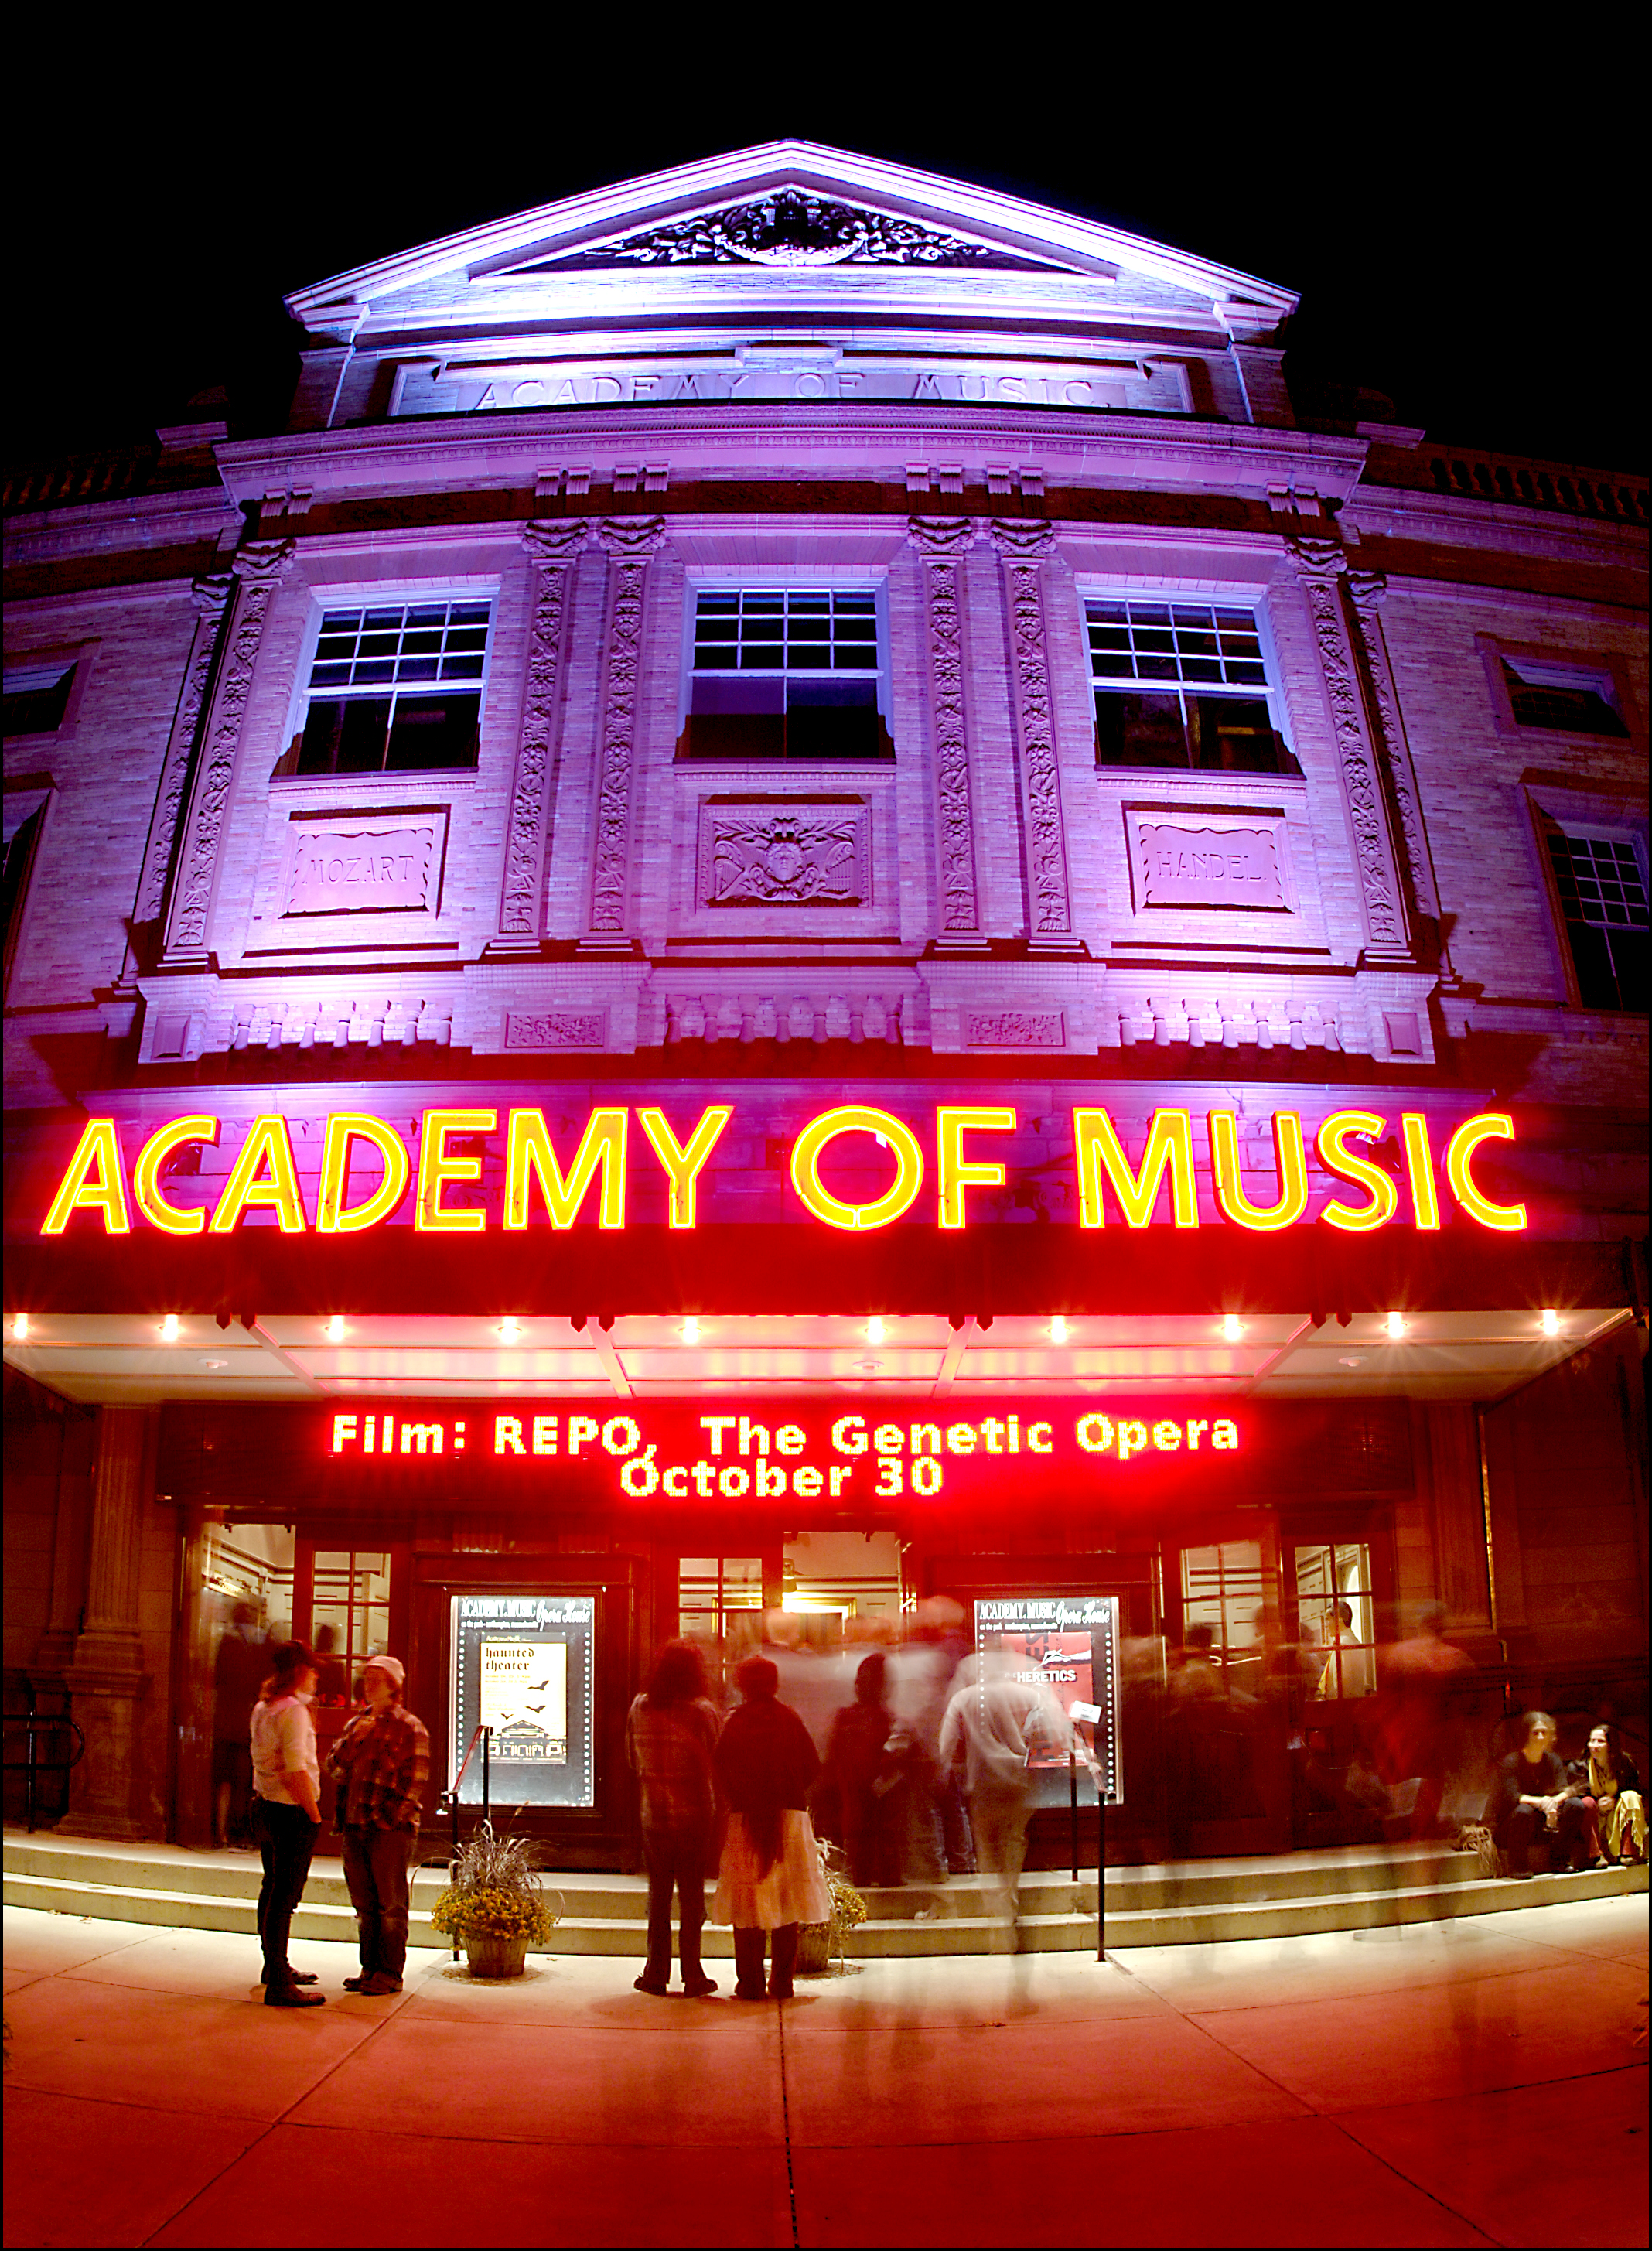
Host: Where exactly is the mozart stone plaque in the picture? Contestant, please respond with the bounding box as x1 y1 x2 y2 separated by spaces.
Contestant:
284 816 442 917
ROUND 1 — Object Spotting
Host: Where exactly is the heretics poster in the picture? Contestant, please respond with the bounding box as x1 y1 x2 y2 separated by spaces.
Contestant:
450 1593 595 1807
974 1595 1122 1806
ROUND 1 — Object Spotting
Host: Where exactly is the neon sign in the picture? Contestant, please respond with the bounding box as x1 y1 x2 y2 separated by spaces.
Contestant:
38 1102 1527 1236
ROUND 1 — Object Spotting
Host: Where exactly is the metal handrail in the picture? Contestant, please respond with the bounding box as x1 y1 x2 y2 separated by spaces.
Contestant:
2 1697 86 1833
437 1724 493 1856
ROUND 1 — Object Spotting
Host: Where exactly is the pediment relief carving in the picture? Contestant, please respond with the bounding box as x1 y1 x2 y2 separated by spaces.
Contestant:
517 190 1048 274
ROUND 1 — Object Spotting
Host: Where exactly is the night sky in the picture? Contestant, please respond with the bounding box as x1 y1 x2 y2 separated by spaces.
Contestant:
9 68 1643 475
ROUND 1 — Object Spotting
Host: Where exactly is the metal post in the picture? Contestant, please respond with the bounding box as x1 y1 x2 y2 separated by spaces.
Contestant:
1070 1753 1079 1883
482 1726 491 1826
1097 1792 1108 1962
27 1700 39 1834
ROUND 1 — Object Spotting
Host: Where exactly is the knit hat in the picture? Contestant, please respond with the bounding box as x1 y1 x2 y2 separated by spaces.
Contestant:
360 1654 405 1691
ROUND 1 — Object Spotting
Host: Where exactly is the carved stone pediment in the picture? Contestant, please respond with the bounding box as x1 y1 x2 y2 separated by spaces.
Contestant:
548 191 1042 272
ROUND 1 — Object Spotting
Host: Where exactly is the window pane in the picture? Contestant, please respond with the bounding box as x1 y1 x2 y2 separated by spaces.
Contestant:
1094 689 1187 767
385 692 480 772
1504 661 1627 736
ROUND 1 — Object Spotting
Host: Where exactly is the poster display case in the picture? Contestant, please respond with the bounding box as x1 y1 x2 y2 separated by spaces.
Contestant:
449 1593 596 1808
974 1595 1123 1807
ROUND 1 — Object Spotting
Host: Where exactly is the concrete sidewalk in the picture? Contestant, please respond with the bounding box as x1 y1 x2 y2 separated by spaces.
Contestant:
3 1896 1646 2249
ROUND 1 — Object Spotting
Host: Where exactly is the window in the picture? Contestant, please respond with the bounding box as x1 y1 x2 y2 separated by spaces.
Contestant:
3 657 77 738
1292 1542 1375 1699
1503 658 1628 738
1545 828 1648 1013
2 799 46 998
1179 1540 1266 1679
1087 600 1297 774
273 600 492 778
678 591 890 760
678 1556 765 1690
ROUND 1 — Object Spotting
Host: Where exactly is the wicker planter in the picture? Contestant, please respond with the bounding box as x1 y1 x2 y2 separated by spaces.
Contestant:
797 1922 835 1975
463 1933 529 1978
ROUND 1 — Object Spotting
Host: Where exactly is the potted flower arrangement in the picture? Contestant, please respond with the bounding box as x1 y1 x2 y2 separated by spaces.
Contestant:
797 1842 868 1974
430 1824 558 1978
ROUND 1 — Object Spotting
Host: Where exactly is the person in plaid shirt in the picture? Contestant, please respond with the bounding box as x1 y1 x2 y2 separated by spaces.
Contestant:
325 1655 428 1994
626 1640 722 1997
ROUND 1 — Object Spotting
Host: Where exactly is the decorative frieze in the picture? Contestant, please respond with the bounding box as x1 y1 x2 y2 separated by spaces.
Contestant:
1288 538 1411 962
497 521 588 943
504 1009 606 1050
585 517 667 948
133 573 232 939
989 519 1077 947
698 800 868 907
664 992 902 1044
162 541 295 962
907 518 981 943
967 1009 1065 1049
1345 570 1446 939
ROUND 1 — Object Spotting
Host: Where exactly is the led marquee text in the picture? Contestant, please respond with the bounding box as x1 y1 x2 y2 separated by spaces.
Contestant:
39 1102 1527 1236
328 1405 1242 1502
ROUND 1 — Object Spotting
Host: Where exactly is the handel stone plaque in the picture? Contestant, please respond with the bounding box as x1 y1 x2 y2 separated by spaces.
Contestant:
1128 812 1288 912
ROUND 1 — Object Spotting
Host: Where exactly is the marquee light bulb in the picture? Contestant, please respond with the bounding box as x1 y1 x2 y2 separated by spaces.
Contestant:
12 1312 29 1341
326 1315 346 1342
1386 1310 1407 1339
681 1316 701 1344
1050 1315 1070 1344
159 1313 181 1341
1540 1308 1560 1337
1222 1313 1244 1343
497 1317 524 1343
865 1315 887 1345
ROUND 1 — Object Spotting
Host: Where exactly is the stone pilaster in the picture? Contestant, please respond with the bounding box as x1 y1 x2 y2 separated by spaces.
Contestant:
492 520 589 950
1288 537 1413 964
581 517 667 953
908 517 985 950
161 540 295 966
122 572 234 981
60 1406 156 1839
989 520 1082 952
1345 569 1456 976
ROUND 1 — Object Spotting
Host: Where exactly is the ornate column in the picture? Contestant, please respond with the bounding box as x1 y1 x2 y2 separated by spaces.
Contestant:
990 519 1083 952
1288 537 1413 964
121 572 234 979
161 539 295 966
492 520 589 951
907 517 986 950
1346 569 1454 974
580 517 667 954
60 1407 155 1839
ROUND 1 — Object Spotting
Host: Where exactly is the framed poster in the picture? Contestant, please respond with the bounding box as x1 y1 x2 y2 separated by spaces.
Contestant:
449 1593 595 1808
974 1595 1123 1806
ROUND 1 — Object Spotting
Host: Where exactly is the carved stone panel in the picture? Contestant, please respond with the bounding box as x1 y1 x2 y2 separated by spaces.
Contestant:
1127 810 1291 913
282 811 445 917
585 517 667 944
135 574 232 934
990 521 1075 944
498 521 587 941
504 1009 606 1050
698 798 869 908
908 519 981 941
966 1009 1065 1048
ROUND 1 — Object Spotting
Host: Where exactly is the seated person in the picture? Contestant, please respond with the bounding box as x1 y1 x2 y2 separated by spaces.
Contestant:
1487 1710 1590 1876
1569 1724 1646 1869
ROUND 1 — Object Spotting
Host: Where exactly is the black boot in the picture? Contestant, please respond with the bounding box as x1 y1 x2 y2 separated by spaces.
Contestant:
768 1922 798 2000
732 1928 766 2000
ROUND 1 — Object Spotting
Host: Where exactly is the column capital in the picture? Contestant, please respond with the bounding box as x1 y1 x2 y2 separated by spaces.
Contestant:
189 571 234 622
1287 534 1347 586
988 517 1056 560
593 515 667 560
521 519 590 566
230 537 297 589
1346 567 1389 619
906 516 977 558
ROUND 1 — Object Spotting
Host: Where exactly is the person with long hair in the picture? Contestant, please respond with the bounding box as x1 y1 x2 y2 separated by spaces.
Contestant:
820 1650 902 1888
713 1654 831 2000
626 1639 722 1997
1570 1723 1646 1868
250 1640 324 2007
1489 1710 1591 1876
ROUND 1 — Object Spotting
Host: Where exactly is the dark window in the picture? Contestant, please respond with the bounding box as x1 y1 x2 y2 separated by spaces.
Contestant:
3 661 75 737
679 591 889 760
1504 661 1628 737
1546 829 1649 1013
2 805 45 996
1088 602 1295 774
273 601 491 777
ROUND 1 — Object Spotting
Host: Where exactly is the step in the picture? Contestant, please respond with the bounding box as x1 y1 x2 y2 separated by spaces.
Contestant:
5 1830 1643 1956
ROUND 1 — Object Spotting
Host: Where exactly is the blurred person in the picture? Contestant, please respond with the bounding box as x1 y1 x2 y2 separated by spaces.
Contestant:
326 1655 429 1993
1315 1600 1374 1700
249 1640 324 2008
893 1599 974 1876
820 1652 902 1887
213 1600 268 1849
310 1622 349 1706
1488 1711 1590 1877
713 1655 831 2000
939 1650 1045 1921
1374 1602 1477 1839
1571 1724 1646 1868
626 1639 721 1997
